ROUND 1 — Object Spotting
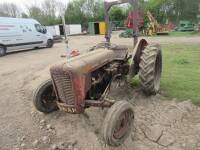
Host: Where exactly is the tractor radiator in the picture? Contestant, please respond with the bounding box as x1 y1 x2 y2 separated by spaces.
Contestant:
50 67 75 106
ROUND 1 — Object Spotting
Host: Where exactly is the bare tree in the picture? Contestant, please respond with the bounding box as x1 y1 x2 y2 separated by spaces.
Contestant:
56 1 67 17
42 0 57 17
0 3 21 17
28 6 45 24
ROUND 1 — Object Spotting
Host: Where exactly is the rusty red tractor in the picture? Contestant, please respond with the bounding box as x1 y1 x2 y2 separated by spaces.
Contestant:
33 0 162 146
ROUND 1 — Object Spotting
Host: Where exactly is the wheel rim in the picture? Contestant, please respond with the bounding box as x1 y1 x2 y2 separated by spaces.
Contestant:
154 52 162 91
41 85 57 110
113 110 133 139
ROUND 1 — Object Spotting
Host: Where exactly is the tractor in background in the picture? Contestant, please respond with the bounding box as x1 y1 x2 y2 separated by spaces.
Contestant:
120 10 169 37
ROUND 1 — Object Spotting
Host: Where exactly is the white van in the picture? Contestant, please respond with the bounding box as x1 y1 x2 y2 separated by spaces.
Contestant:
0 17 53 57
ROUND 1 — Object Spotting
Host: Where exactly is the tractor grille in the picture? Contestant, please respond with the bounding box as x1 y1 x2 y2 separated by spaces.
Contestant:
51 68 75 105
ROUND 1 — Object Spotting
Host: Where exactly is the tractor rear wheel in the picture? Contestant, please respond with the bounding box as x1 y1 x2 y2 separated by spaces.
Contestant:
139 45 162 95
103 101 134 146
33 79 58 113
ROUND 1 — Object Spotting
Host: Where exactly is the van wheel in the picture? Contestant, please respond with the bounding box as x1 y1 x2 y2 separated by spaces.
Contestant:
0 45 6 57
47 39 54 48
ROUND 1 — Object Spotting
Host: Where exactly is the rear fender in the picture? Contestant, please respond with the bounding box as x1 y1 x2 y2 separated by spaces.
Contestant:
133 39 148 63
133 40 161 63
129 39 148 77
129 39 161 77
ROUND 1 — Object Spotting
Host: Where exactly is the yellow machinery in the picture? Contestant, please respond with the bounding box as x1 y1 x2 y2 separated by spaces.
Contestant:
146 11 169 36
99 22 106 35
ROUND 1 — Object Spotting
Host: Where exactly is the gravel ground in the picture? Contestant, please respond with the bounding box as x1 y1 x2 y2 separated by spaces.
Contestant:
0 33 200 150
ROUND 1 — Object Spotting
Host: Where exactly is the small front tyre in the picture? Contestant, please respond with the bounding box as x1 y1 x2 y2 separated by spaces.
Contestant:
33 79 58 113
103 101 134 146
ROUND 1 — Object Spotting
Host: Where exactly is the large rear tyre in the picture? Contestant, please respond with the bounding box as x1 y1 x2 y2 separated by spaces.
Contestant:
139 45 162 95
0 45 6 57
103 101 134 146
33 79 58 113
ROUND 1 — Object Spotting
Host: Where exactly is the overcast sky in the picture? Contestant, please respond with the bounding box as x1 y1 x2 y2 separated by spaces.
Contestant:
0 0 69 12
0 0 125 13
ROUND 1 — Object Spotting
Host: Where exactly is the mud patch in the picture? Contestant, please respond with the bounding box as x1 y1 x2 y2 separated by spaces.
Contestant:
22 76 200 150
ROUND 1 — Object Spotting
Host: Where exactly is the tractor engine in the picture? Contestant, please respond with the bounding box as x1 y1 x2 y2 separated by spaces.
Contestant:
87 61 129 100
50 47 128 113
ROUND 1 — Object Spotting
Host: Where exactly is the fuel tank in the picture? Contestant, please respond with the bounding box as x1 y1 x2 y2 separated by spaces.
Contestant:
63 48 116 74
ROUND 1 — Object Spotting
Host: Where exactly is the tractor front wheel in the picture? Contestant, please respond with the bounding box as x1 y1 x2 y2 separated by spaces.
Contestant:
139 45 162 95
33 79 58 113
103 101 134 146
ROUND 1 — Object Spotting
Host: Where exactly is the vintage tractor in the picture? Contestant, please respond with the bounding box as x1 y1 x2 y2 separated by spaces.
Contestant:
33 0 162 146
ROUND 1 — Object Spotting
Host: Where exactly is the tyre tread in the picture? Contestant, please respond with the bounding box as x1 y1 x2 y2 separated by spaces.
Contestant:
139 45 162 95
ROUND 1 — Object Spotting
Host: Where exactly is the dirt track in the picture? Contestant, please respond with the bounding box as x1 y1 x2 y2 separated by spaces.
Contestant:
0 33 200 150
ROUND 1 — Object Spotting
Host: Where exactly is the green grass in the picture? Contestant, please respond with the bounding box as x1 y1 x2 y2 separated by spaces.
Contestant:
154 31 200 37
169 31 200 37
161 44 200 105
131 44 200 105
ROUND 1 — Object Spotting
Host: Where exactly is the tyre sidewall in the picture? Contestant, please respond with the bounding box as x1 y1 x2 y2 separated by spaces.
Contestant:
47 39 54 48
103 101 134 146
0 45 6 57
33 80 58 113
139 45 162 95
154 48 162 91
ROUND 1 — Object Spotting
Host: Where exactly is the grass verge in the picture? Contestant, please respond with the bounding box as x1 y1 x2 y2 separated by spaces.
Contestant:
161 44 200 105
131 44 200 105
169 31 200 37
154 31 200 37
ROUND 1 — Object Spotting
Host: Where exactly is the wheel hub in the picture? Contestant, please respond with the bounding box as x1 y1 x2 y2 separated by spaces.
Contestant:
113 110 133 139
41 86 57 109
0 48 4 54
